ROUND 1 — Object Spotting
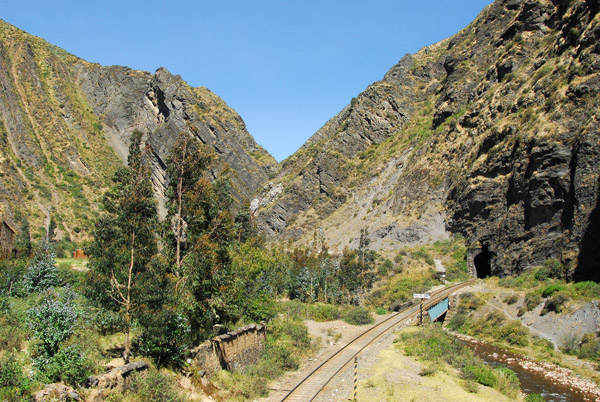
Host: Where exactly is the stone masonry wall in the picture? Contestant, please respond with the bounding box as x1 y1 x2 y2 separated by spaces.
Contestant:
212 323 266 372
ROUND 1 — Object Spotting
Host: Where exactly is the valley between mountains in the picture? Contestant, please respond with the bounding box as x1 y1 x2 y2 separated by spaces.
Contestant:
0 0 599 401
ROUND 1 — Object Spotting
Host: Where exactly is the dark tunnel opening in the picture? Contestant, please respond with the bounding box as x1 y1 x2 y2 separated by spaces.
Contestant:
474 245 492 278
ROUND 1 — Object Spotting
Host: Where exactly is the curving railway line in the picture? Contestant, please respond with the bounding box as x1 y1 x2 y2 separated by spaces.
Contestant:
279 279 478 402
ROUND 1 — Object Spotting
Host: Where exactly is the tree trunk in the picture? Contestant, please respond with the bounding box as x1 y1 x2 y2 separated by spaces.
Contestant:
123 232 135 363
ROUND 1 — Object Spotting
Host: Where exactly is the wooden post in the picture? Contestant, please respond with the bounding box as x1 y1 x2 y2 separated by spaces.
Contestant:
353 356 358 402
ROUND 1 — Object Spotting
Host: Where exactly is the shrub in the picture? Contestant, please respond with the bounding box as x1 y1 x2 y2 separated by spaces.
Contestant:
281 320 311 348
57 265 84 290
94 308 127 335
458 292 486 312
446 311 469 332
494 367 520 399
309 303 340 322
136 309 190 367
525 394 545 402
503 294 519 304
342 306 374 325
462 379 479 393
251 343 298 380
376 307 387 315
0 353 31 401
37 343 95 386
534 259 565 281
498 320 529 347
524 291 542 312
0 311 27 352
378 259 393 276
27 288 79 357
462 364 496 387
572 281 600 298
541 284 566 298
542 291 569 315
280 300 306 321
0 259 27 297
126 370 183 402
578 333 600 360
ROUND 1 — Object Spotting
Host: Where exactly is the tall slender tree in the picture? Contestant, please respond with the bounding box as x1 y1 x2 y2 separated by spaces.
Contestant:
164 133 213 273
85 130 158 363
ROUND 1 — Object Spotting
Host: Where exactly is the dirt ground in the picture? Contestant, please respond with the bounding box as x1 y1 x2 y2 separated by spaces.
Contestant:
257 313 397 402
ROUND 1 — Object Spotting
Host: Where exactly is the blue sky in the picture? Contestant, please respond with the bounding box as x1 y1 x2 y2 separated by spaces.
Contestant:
1 1 491 161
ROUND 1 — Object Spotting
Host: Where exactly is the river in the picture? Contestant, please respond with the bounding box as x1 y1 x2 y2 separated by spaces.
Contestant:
458 336 599 402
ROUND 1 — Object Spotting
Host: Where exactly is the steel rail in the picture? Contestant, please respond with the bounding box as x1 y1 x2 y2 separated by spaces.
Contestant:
279 279 477 402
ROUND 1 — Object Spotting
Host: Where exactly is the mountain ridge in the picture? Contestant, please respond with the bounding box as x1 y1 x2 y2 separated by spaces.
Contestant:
253 0 600 280
0 18 277 242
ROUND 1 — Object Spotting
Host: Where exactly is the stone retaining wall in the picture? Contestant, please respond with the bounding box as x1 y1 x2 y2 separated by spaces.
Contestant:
191 322 266 374
212 322 266 372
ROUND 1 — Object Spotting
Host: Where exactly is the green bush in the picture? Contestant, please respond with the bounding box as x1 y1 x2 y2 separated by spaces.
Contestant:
0 353 31 401
525 394 545 402
136 309 190 367
0 310 27 352
342 306 374 325
279 300 306 321
494 367 520 399
542 291 569 315
0 259 27 297
375 307 387 315
572 281 600 298
458 292 486 312
541 284 566 298
309 303 340 322
282 320 311 348
561 332 600 361
462 364 496 387
503 294 519 304
446 311 469 332
125 370 183 402
522 291 542 313
37 343 95 386
412 248 434 266
27 289 79 357
251 343 298 380
94 308 127 335
498 320 529 347
578 333 600 360
57 266 84 290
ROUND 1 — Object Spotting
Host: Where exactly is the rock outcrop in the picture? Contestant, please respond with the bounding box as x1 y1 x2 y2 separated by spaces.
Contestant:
0 20 276 238
254 0 600 280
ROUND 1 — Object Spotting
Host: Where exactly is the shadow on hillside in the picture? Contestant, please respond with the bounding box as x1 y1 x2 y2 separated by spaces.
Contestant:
574 176 600 282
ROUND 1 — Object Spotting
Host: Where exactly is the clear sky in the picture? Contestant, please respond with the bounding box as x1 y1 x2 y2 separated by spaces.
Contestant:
1 1 492 161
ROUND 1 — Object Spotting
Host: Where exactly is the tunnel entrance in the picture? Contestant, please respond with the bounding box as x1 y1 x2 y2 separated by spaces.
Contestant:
474 245 492 278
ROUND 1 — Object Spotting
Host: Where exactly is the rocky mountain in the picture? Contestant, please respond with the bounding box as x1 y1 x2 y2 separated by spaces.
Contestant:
253 0 600 281
0 19 277 242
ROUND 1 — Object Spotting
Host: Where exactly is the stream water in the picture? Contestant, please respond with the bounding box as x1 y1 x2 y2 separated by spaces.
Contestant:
459 337 598 402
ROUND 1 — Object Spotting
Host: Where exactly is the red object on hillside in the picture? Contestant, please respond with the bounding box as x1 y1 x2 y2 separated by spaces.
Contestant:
72 249 88 259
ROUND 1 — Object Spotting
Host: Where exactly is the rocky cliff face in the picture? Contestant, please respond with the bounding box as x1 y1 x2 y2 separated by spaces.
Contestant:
254 0 600 280
0 20 276 240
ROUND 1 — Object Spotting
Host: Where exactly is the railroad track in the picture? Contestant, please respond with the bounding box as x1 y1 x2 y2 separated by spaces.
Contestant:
279 279 478 402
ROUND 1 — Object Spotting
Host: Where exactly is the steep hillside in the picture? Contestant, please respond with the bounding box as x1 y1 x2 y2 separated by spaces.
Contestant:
253 0 600 280
0 20 277 242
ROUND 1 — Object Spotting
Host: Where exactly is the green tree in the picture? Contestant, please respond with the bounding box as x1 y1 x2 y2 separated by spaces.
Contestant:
24 238 58 293
135 255 190 367
85 130 158 362
164 132 213 272
15 218 31 258
26 288 78 358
